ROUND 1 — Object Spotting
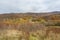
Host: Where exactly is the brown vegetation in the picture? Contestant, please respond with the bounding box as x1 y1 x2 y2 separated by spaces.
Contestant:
0 12 60 40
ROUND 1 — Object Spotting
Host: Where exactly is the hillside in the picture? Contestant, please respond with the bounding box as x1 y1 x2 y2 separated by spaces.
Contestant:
0 12 60 25
0 12 60 40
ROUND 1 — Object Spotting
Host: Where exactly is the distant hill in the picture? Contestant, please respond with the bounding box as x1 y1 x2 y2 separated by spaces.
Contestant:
0 11 60 29
0 11 60 20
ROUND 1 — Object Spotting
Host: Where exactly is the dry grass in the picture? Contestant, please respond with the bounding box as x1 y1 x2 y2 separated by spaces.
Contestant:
0 27 60 40
0 13 60 40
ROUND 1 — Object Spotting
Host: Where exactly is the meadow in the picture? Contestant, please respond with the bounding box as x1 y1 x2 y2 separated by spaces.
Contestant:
0 13 60 40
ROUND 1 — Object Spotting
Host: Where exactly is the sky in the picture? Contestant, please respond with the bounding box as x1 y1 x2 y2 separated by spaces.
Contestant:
0 0 60 13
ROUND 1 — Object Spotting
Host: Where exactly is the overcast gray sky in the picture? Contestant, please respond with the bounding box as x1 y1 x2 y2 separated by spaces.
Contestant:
0 0 60 13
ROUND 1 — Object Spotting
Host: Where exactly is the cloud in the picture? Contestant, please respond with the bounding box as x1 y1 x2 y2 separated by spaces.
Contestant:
45 0 60 11
0 0 60 13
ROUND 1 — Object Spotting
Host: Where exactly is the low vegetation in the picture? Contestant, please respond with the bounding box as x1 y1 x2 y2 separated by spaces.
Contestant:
0 13 60 40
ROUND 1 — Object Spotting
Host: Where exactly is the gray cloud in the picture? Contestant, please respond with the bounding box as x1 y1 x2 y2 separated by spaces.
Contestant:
0 0 60 13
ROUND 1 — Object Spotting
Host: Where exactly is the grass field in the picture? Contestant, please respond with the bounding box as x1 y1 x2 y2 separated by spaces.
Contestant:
0 13 60 40
0 25 60 40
